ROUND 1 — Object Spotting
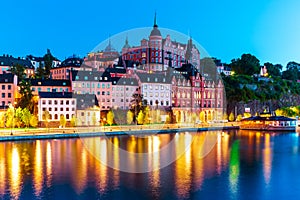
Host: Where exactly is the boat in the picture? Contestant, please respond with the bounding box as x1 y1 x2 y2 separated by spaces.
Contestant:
240 115 297 131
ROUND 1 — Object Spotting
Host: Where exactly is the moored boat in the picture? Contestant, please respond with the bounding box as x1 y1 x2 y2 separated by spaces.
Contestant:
240 116 296 131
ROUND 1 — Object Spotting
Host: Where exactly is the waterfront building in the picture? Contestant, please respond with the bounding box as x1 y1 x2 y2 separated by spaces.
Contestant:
70 70 112 110
0 74 18 108
38 92 76 122
74 94 100 126
111 77 139 110
27 79 71 95
136 72 172 108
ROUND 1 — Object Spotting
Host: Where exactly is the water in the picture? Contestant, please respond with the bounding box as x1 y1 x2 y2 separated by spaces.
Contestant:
0 130 300 200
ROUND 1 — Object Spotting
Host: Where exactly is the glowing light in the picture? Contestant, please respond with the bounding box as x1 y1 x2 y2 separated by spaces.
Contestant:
9 146 21 199
34 141 43 197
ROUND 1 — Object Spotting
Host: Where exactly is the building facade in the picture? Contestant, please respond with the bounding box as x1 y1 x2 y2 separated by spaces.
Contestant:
0 74 18 108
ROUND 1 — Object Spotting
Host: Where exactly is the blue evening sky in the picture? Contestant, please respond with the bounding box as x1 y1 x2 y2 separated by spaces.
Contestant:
0 0 299 67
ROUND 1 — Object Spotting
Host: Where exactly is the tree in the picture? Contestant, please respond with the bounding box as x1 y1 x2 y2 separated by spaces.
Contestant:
229 112 235 122
0 113 5 128
43 110 50 128
143 106 150 124
236 114 243 122
199 111 205 122
21 108 32 128
6 106 15 128
60 114 66 128
43 49 56 79
30 115 38 128
282 61 300 81
17 80 33 111
15 107 23 128
107 110 114 126
127 110 134 124
264 62 282 77
137 110 144 125
10 63 26 81
70 116 77 127
230 54 260 75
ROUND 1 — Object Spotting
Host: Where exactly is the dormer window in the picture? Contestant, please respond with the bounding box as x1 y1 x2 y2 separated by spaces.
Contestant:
38 82 41 85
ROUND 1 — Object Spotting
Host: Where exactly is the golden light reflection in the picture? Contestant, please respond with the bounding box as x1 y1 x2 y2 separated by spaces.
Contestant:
9 146 21 199
112 137 120 189
175 133 192 199
46 142 52 187
148 135 161 197
97 138 108 193
263 133 272 185
74 149 87 194
34 141 43 197
0 158 5 196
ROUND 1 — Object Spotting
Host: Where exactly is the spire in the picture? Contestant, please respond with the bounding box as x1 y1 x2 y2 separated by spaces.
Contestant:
123 35 131 49
154 11 158 27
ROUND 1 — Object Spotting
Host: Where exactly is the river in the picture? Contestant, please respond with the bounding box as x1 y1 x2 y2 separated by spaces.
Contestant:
0 130 299 199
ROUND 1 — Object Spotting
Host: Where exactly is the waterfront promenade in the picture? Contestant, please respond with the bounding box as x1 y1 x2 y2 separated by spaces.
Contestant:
0 123 240 141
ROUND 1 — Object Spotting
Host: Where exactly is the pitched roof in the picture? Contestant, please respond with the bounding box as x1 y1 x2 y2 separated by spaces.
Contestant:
0 55 34 69
111 77 139 86
136 72 171 83
70 70 111 82
28 79 71 87
0 73 15 83
38 92 73 99
73 94 99 109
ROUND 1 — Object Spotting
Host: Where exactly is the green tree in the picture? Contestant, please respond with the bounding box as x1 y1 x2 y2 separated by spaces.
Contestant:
17 80 33 111
137 110 144 125
264 62 282 77
236 114 243 122
230 54 260 75
143 106 150 124
30 115 38 128
127 110 134 124
0 113 5 128
60 114 66 128
199 111 205 122
43 49 56 79
43 110 50 128
6 106 15 128
21 108 32 128
107 110 114 126
15 107 23 128
229 112 235 122
10 63 26 80
70 115 77 127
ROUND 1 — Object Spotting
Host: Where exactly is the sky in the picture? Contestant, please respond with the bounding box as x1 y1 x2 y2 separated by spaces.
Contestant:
0 0 299 67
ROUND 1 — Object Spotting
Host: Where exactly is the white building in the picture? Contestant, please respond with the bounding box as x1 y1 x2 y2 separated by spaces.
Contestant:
38 92 76 122
136 73 172 107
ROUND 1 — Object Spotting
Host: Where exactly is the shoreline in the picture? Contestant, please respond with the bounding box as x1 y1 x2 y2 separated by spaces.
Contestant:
0 126 239 142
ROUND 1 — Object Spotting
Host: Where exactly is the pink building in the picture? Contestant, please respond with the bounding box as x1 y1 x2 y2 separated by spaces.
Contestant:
71 70 112 110
111 77 139 110
0 74 18 108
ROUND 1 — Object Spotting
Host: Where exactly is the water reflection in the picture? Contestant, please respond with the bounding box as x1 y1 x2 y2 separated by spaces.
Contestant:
0 130 299 199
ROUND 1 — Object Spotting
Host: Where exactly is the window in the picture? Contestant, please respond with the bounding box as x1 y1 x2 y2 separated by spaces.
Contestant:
55 108 58 111
72 100 75 105
1 93 5 98
66 114 69 120
60 100 63 104
38 88 41 92
48 100 52 104
1 85 5 90
55 114 58 120
66 108 69 111
8 93 11 98
60 108 63 111
42 100 46 105
107 91 110 95
102 91 105 95
107 84 110 88
49 108 52 111
54 100 58 105
102 83 105 88
47 88 51 92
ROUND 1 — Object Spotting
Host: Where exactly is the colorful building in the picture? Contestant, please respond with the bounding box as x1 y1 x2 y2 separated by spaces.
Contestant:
0 74 18 108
